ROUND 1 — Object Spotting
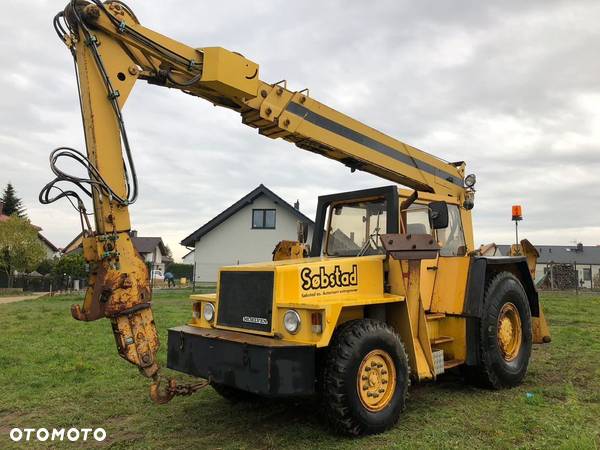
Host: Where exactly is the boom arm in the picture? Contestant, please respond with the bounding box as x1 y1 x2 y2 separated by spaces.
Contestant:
65 1 468 197
41 0 471 397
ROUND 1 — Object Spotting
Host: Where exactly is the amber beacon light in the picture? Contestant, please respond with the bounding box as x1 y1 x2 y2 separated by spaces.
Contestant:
512 205 523 221
512 205 523 245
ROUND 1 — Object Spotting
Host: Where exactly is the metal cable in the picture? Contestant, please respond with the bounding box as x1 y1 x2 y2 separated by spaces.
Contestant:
42 0 202 216
41 1 139 215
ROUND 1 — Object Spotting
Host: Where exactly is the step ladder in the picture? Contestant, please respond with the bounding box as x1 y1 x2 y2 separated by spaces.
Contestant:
425 312 464 374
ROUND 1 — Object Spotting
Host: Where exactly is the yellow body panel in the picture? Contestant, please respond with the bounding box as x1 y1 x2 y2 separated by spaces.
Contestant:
190 256 406 347
188 248 475 380
430 257 470 314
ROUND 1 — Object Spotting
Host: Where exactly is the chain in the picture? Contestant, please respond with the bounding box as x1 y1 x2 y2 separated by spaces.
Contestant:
169 380 209 396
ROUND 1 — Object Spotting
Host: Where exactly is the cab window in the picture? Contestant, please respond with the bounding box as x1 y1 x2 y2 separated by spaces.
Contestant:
327 200 387 256
404 204 432 235
437 204 466 256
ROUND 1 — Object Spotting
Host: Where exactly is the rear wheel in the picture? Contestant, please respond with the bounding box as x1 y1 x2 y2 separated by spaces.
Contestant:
319 319 409 435
465 271 532 388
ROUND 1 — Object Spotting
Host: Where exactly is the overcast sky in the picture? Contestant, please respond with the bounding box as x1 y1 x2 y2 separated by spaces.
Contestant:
1 0 599 260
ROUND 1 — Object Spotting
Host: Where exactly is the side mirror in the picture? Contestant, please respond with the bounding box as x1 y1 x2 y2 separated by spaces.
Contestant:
297 222 309 244
429 201 449 229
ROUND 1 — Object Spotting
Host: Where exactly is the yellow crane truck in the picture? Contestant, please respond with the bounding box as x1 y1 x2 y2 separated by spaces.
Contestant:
41 0 551 436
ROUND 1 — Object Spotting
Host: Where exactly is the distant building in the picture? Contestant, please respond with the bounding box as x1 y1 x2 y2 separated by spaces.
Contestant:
37 234 59 259
498 243 600 289
0 200 58 259
64 230 173 273
182 249 194 265
130 231 172 274
62 232 85 255
181 184 314 283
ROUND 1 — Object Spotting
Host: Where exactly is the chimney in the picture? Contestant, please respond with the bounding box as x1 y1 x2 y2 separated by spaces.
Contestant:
130 230 138 237
294 200 300 210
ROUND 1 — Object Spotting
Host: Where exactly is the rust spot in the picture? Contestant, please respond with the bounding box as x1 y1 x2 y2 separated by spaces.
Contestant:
118 273 133 289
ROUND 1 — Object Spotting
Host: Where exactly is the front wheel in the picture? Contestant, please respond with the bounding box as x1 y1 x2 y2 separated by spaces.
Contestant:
319 319 409 436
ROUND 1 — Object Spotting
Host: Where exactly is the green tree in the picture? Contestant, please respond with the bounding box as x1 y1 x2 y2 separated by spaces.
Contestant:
0 216 46 287
52 253 87 280
36 258 57 275
1 183 26 217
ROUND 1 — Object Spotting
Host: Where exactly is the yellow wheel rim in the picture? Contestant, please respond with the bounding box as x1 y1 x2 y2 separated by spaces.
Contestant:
357 349 396 412
497 302 522 361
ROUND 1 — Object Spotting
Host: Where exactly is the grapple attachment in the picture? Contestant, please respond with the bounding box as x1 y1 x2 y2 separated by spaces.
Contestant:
71 232 159 377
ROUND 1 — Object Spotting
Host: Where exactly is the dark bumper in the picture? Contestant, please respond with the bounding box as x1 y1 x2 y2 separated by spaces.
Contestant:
167 325 315 397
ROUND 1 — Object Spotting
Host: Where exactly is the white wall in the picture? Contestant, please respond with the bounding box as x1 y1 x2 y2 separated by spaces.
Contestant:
42 244 56 259
193 196 314 282
182 251 194 265
143 248 165 272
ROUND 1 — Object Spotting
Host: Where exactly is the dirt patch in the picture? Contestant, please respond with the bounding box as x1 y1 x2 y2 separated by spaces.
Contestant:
0 293 49 305
0 410 38 434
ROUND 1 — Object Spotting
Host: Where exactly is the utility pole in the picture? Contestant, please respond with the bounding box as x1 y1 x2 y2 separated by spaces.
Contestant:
575 261 579 296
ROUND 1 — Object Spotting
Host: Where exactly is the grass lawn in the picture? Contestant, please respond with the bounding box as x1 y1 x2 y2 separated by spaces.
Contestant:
1 290 599 449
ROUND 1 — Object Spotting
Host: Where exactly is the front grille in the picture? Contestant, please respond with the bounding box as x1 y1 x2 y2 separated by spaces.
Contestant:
217 271 274 332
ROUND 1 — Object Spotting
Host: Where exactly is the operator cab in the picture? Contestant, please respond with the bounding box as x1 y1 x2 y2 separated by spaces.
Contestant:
311 185 467 259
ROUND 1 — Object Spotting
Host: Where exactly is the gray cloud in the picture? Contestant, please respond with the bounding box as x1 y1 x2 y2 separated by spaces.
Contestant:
1 0 599 259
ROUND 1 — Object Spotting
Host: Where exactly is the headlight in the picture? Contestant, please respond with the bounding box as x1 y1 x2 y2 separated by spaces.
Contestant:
203 303 215 322
283 310 301 334
464 173 476 188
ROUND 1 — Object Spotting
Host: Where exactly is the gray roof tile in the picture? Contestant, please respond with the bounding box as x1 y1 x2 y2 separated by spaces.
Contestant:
497 244 600 265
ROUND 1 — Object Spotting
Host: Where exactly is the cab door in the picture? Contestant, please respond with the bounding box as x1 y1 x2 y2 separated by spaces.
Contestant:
430 204 470 314
404 204 438 310
420 256 439 310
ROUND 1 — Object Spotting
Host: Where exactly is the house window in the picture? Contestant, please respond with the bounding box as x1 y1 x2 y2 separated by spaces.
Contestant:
252 209 276 229
583 268 591 281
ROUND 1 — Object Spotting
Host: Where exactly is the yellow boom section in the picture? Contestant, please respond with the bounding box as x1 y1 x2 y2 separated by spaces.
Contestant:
69 0 466 200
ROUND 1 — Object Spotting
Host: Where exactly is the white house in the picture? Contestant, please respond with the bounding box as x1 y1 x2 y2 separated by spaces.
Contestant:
129 231 172 274
37 233 59 259
181 184 314 283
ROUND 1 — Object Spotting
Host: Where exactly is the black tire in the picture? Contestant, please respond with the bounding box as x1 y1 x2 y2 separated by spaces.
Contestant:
319 319 409 436
211 383 260 403
465 271 532 389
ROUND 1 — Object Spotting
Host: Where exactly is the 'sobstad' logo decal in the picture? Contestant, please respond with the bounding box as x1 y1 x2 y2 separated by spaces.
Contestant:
300 265 358 291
